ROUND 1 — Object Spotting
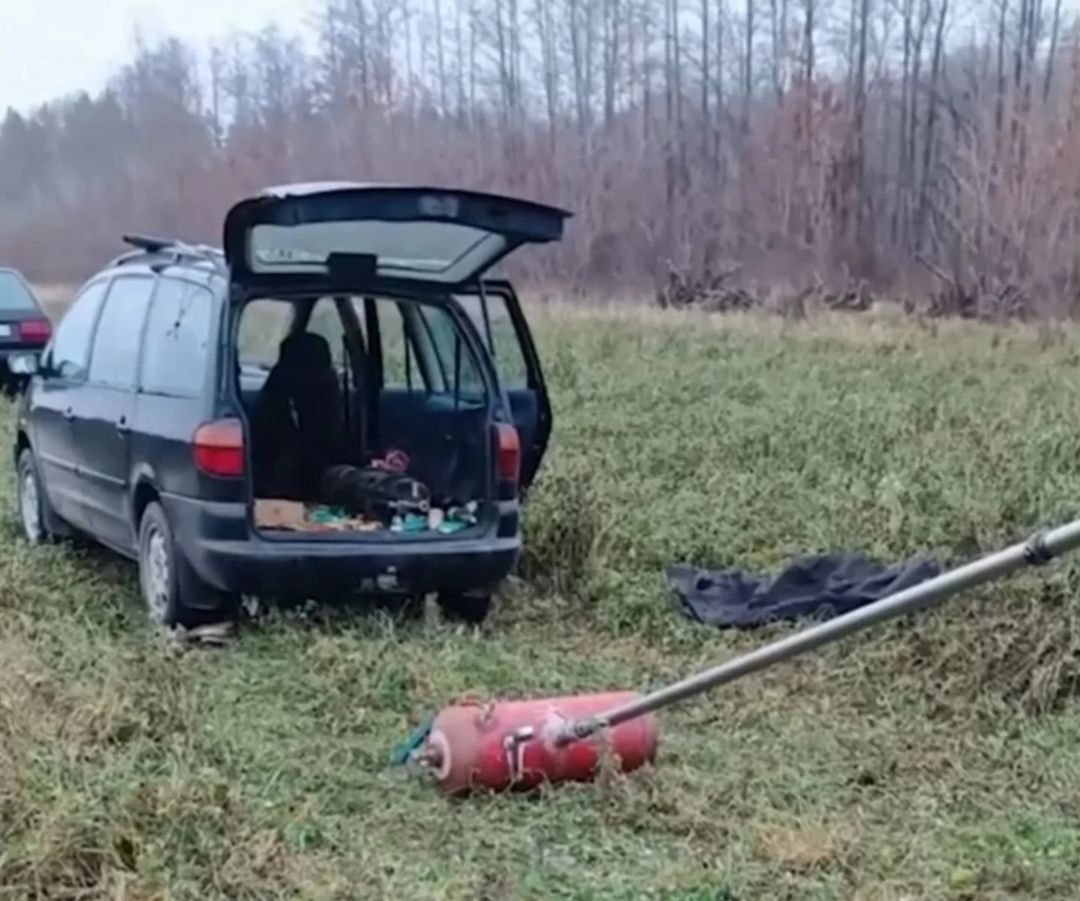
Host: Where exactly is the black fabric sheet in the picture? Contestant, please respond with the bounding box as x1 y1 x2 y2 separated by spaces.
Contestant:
667 553 942 629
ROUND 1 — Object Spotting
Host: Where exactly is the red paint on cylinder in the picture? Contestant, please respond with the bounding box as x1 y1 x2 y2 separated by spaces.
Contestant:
422 691 659 796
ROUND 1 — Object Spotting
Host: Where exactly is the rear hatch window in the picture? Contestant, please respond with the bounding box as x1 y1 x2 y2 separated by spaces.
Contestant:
224 183 570 291
250 219 498 279
0 271 38 311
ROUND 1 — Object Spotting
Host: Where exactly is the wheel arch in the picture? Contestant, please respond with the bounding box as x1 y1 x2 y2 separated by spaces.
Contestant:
131 477 162 535
14 429 70 540
14 428 31 465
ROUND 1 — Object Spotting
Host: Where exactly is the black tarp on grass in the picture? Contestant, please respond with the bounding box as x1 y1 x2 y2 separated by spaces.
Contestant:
667 552 942 630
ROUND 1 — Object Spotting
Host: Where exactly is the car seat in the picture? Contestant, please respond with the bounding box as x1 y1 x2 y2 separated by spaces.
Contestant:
251 332 346 498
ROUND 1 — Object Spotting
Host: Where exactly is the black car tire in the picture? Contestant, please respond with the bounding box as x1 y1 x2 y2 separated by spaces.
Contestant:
436 591 493 625
138 502 236 629
16 447 54 545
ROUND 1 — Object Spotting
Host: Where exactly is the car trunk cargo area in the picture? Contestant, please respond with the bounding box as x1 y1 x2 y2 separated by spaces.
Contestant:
251 468 486 540
235 293 496 541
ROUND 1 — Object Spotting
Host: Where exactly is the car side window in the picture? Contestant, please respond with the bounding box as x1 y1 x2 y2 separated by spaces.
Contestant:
305 298 347 369
237 299 293 370
140 278 214 397
357 297 485 399
87 276 155 390
455 292 530 389
47 279 108 381
416 305 485 398
0 270 39 312
374 301 419 390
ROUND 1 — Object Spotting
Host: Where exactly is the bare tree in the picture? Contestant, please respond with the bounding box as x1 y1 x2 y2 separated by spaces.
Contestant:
4 0 1080 318
770 0 790 100
853 0 872 251
743 0 754 137
535 0 560 142
915 0 949 251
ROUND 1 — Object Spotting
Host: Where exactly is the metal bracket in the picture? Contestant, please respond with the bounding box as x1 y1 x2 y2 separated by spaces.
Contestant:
503 726 536 784
554 714 604 746
1024 531 1054 566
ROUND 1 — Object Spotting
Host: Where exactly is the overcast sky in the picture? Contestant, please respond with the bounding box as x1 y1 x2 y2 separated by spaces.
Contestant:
0 0 318 113
4 0 1080 115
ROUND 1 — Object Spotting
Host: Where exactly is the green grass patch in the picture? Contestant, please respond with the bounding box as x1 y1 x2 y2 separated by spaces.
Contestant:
4 307 1080 898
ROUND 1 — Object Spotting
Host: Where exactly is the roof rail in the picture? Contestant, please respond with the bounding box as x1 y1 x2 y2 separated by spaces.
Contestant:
109 234 225 271
122 233 176 253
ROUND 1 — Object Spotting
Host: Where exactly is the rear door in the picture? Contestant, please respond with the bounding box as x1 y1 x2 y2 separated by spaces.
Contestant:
454 281 552 489
223 182 570 296
71 274 155 550
133 274 218 505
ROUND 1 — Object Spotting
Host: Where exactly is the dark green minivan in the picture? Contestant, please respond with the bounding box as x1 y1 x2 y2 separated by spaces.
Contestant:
13 182 570 627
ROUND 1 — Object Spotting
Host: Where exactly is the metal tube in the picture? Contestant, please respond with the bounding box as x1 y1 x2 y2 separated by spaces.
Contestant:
558 519 1080 745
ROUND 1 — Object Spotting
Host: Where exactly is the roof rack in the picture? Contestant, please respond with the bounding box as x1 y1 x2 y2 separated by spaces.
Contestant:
109 233 225 272
122 233 176 253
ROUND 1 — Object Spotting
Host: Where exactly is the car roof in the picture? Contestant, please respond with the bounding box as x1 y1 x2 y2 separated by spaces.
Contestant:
255 180 521 198
257 180 371 197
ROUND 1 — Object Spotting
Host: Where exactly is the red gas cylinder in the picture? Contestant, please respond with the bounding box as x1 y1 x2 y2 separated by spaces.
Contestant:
421 691 660 796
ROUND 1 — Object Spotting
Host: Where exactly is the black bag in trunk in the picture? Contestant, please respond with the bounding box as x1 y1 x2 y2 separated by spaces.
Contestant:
320 464 430 519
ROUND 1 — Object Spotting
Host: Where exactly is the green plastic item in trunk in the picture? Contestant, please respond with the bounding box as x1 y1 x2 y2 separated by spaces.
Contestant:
307 506 349 524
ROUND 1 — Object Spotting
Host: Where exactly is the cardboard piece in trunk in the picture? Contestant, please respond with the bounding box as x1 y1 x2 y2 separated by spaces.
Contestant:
254 499 308 530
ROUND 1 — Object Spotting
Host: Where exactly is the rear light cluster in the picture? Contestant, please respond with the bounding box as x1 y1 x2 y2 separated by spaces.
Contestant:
496 423 521 483
18 319 51 343
193 418 245 477
195 418 517 485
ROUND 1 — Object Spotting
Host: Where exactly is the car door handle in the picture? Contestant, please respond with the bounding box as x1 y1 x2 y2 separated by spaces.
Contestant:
63 407 73 421
116 417 130 433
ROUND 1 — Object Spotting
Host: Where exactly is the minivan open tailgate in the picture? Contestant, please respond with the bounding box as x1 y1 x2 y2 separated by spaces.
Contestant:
223 181 571 295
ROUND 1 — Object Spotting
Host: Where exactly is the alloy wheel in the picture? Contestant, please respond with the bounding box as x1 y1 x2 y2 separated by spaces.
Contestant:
142 525 172 623
19 466 41 542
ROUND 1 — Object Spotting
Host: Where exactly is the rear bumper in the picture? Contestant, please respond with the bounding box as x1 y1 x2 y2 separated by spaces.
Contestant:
0 342 46 366
162 493 521 598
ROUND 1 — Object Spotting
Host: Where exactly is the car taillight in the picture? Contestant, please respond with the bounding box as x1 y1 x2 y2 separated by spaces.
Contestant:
193 418 244 477
496 423 520 482
18 319 51 343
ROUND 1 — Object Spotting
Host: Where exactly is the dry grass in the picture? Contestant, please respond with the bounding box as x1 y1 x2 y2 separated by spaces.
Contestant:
4 302 1080 899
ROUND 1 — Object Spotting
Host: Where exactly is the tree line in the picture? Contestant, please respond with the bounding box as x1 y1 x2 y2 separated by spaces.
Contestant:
1 0 1078 316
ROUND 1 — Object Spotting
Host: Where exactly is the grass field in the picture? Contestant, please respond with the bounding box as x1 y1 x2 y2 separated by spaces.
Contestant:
5 305 1080 900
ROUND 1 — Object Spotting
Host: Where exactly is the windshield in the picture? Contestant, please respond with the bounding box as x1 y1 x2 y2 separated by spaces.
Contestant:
0 271 38 312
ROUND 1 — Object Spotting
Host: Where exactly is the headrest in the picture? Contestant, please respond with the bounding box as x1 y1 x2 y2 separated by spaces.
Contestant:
278 332 333 371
